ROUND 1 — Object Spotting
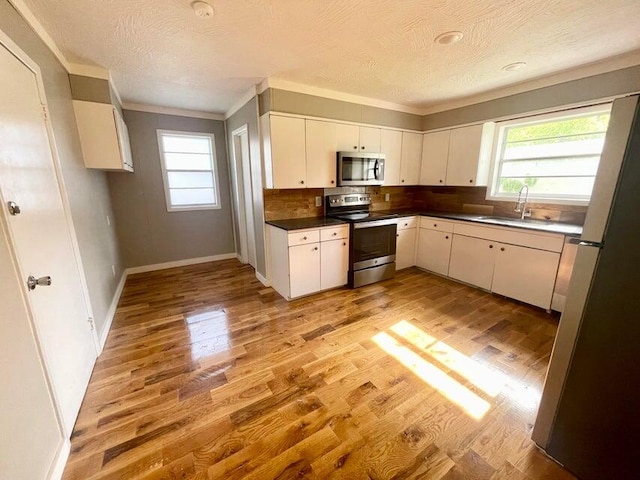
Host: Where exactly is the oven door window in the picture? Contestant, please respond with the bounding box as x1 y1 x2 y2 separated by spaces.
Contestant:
352 224 397 263
342 156 381 182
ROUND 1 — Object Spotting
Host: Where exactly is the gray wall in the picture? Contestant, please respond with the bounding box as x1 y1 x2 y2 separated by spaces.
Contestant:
0 0 123 337
109 110 234 268
259 88 423 131
422 65 640 130
225 96 266 277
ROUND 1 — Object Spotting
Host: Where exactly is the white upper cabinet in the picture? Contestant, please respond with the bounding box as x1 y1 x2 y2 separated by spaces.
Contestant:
336 123 360 152
73 100 133 172
420 123 495 187
359 126 381 153
380 129 403 186
420 130 450 185
263 115 306 189
305 120 337 188
399 132 423 185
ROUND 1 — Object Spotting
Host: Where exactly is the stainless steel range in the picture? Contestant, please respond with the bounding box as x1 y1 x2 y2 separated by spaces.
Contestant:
326 194 398 288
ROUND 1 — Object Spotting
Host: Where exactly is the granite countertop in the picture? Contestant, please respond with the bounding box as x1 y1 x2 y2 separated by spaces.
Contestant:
383 209 583 236
266 216 348 231
267 210 583 236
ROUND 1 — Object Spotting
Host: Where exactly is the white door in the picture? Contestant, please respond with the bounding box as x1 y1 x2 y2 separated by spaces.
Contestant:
400 132 423 185
289 243 321 298
336 123 359 152
420 130 450 185
320 238 348 290
448 234 496 290
232 126 256 267
417 228 452 276
380 129 402 186
0 42 96 433
305 120 337 188
492 243 560 309
396 228 417 270
269 115 306 188
446 125 483 186
359 126 381 152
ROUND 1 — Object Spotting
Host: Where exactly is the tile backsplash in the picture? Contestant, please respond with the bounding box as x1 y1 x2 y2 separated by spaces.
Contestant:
263 185 588 225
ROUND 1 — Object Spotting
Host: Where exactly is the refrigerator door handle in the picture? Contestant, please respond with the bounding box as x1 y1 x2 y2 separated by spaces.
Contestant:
578 240 604 248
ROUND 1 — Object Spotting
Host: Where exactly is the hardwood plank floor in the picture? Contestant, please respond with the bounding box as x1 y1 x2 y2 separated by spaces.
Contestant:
63 259 575 480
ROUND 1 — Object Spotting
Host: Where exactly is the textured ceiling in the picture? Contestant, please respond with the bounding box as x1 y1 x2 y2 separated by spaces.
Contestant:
23 0 640 113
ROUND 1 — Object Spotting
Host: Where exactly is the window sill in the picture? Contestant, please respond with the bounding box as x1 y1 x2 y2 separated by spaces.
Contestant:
167 205 222 213
485 194 589 207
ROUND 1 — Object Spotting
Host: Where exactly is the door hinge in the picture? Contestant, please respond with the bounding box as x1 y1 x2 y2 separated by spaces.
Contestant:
88 317 95 331
41 104 49 121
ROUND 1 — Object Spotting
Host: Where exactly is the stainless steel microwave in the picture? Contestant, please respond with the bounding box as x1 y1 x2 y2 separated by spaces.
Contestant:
337 152 385 186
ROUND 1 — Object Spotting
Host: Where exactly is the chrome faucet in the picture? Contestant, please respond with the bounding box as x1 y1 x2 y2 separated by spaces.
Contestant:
514 184 532 219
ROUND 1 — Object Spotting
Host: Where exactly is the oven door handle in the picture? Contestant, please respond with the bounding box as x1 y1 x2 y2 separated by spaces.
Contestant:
354 218 398 229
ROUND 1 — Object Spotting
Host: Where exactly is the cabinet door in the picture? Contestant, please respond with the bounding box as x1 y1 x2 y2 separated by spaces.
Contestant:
400 132 422 185
448 234 496 290
336 123 360 152
396 228 417 270
416 229 452 276
114 110 134 172
492 243 560 309
305 120 337 188
380 129 402 186
446 125 484 186
320 239 349 290
359 126 381 153
270 116 306 188
420 130 450 185
289 243 321 298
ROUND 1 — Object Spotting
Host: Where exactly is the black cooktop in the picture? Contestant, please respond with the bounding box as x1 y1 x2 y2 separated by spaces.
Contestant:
330 211 399 223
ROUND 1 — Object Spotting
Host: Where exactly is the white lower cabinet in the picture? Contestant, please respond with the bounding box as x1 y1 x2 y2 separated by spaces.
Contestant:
448 235 497 290
289 243 321 298
268 224 349 300
396 228 417 270
321 238 349 290
417 228 452 276
492 243 560 309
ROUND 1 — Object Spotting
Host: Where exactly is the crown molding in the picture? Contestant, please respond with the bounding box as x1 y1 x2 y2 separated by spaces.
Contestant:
420 50 640 115
224 85 258 119
259 77 425 116
121 102 225 120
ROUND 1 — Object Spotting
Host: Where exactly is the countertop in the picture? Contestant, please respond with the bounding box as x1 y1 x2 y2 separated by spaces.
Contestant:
267 210 583 236
266 216 348 231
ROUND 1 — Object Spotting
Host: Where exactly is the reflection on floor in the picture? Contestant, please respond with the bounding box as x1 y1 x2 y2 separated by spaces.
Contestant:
63 259 575 479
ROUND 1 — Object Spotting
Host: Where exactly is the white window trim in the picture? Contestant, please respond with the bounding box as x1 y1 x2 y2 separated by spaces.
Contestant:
486 103 612 206
157 129 221 212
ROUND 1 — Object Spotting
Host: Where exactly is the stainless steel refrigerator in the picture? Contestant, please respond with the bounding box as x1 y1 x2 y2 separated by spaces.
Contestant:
532 94 640 479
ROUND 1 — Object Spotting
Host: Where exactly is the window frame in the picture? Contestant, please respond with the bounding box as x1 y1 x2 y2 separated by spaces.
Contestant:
486 103 612 206
157 129 221 212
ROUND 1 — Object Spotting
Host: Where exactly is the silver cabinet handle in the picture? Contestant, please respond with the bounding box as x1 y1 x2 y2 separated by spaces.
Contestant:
27 275 52 291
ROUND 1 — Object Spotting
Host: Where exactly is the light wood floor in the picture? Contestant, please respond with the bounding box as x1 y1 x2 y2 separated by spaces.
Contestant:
63 259 575 480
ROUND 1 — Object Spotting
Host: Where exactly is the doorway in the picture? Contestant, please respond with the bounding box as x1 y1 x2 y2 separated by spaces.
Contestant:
231 124 257 267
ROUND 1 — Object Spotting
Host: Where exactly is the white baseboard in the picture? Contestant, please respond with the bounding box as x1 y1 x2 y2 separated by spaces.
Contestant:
125 253 237 275
256 270 270 287
98 270 127 354
48 437 70 480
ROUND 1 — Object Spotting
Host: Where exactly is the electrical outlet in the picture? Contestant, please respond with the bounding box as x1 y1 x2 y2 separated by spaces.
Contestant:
106 215 111 227
384 193 390 202
315 196 322 207
111 265 116 277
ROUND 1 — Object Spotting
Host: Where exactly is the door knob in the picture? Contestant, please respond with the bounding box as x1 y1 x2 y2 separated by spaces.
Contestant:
7 201 21 216
27 275 52 291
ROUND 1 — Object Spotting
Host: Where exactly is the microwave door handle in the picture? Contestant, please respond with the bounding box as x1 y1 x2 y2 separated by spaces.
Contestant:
373 159 379 179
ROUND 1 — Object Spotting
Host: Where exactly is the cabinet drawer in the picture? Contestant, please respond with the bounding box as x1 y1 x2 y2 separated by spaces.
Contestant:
420 216 454 233
288 229 320 246
320 225 349 241
453 223 564 252
397 216 417 230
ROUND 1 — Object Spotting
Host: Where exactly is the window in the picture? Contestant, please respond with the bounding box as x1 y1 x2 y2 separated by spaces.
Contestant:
488 104 611 204
157 130 220 211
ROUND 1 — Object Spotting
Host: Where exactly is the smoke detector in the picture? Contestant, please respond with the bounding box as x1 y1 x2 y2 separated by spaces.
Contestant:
192 1 214 18
434 31 464 45
502 62 528 72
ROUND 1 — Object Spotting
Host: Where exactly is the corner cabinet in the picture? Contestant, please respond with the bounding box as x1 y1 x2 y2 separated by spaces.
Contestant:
73 100 133 172
268 224 349 300
420 123 495 186
262 115 306 188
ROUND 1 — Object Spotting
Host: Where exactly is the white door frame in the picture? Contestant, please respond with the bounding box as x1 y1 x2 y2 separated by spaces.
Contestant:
231 124 257 267
0 28 98 427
